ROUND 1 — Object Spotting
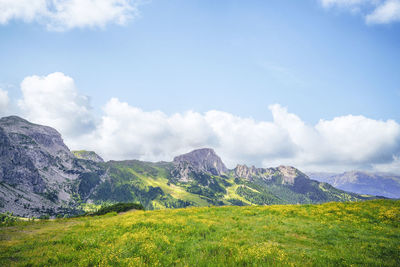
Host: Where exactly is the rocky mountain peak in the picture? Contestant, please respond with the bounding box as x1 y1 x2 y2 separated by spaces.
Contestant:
234 164 270 180
0 115 72 159
234 164 309 185
173 148 228 176
0 115 103 217
277 165 309 185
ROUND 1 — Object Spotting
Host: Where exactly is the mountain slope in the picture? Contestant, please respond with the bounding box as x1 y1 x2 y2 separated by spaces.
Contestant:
87 149 377 209
308 171 400 199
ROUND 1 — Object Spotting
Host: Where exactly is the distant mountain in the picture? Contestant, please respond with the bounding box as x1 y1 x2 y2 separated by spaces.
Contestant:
0 116 381 217
307 171 400 199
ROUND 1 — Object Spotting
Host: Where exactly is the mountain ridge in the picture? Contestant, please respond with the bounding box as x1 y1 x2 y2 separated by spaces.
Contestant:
0 115 382 217
308 171 400 199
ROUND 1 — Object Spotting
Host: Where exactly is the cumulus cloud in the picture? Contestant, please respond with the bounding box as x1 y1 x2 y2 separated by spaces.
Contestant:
71 98 400 173
0 0 141 31
320 0 400 24
366 0 400 23
73 98 218 161
18 72 95 138
11 72 400 173
0 88 9 115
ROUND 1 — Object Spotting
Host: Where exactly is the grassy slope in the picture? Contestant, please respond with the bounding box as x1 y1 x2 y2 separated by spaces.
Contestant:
90 160 376 211
1 200 399 266
104 161 211 208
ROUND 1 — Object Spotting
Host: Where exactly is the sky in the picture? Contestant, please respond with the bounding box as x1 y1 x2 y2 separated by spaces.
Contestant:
0 0 399 173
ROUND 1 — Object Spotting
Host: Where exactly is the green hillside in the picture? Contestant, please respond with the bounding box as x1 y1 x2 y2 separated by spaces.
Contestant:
83 159 378 212
1 200 399 266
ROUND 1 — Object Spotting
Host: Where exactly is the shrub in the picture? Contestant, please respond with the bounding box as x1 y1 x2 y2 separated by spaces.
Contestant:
0 212 19 227
90 202 144 216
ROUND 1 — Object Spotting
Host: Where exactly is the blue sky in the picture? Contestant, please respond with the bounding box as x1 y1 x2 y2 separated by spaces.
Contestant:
0 0 400 173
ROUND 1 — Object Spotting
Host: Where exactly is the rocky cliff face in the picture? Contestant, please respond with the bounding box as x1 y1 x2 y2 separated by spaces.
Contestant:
234 164 308 185
234 165 273 181
172 148 228 182
0 116 103 217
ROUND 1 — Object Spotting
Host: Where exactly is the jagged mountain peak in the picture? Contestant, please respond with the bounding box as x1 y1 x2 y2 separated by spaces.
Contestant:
0 116 72 158
173 148 228 176
234 164 308 185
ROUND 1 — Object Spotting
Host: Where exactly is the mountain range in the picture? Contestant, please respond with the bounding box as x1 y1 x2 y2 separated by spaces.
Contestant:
307 171 400 199
0 116 383 217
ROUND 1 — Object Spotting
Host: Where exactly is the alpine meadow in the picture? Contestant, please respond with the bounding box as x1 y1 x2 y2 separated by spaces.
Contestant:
1 0 400 266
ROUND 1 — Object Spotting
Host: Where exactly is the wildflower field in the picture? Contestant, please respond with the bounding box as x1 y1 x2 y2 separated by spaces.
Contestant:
1 200 399 266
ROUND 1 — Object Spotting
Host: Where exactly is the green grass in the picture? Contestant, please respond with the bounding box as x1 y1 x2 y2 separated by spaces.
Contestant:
1 200 399 266
138 172 210 207
224 182 253 205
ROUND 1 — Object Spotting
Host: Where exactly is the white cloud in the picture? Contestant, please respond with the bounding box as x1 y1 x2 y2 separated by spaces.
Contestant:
0 0 141 31
11 72 400 173
0 88 9 115
0 0 47 24
18 72 95 138
320 0 400 24
74 98 218 161
372 155 400 173
320 0 374 9
366 0 400 23
72 98 400 174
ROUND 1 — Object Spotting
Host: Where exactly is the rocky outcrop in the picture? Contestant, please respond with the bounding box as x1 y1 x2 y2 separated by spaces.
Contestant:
72 150 104 163
234 164 308 185
277 165 309 185
173 148 227 175
172 148 228 182
234 165 273 181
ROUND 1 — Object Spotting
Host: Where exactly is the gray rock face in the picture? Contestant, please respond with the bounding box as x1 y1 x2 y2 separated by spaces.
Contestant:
308 171 400 198
234 164 308 185
0 116 102 217
0 126 44 194
234 164 273 181
173 148 227 175
172 148 228 182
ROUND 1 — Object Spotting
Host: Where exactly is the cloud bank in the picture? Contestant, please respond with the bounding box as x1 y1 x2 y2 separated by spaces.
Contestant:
320 0 400 24
2 72 400 173
0 0 141 31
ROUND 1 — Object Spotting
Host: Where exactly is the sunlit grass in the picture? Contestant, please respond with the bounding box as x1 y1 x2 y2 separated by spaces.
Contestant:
1 200 399 266
224 182 252 205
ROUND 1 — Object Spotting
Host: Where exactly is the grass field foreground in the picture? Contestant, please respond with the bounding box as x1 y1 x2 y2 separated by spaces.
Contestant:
1 200 399 266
